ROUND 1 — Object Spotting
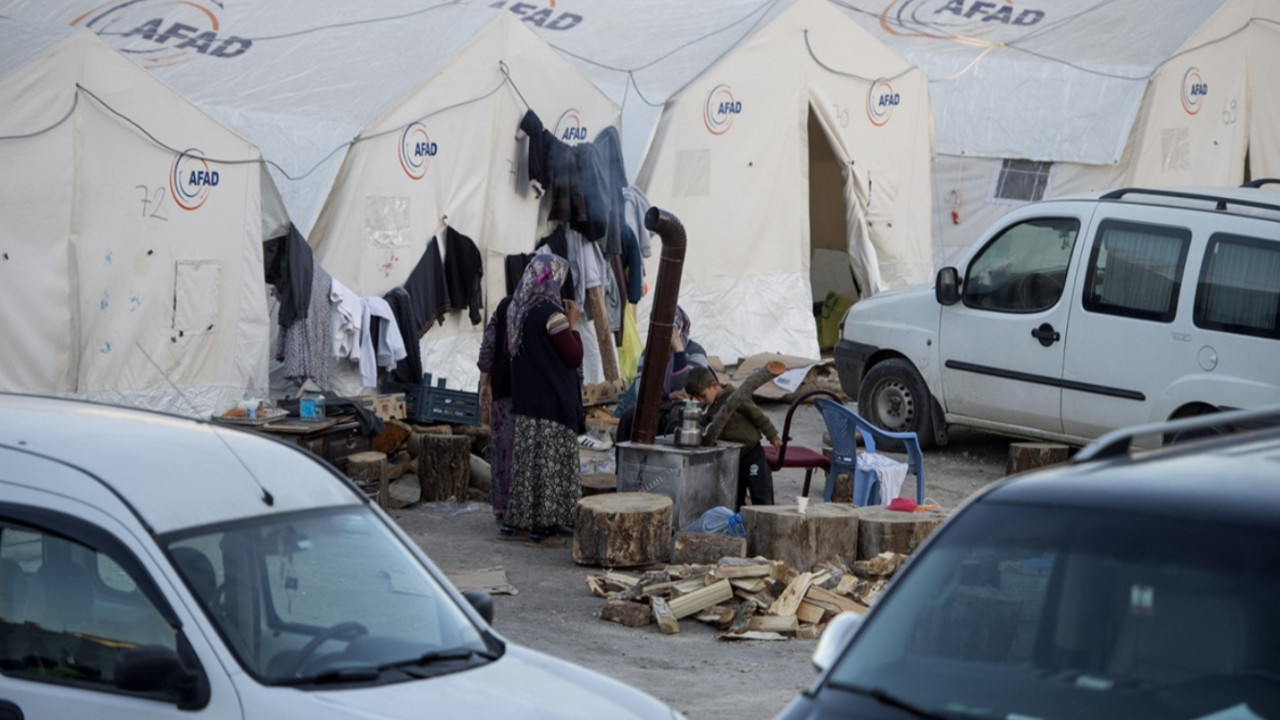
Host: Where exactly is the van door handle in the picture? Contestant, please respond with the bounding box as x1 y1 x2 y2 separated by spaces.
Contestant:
1031 322 1060 347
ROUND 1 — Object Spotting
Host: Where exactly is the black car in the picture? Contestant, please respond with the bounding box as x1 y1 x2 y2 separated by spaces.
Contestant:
778 406 1280 720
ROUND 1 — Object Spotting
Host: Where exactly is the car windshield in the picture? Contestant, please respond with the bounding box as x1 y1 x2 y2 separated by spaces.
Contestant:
164 507 492 686
827 502 1280 720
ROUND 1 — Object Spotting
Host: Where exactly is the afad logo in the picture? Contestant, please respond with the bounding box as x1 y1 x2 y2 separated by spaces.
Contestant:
553 109 589 144
71 1 251 69
170 148 219 211
1181 67 1208 115
489 1 583 31
703 84 742 136
399 123 437 181
866 79 901 127
879 0 1046 39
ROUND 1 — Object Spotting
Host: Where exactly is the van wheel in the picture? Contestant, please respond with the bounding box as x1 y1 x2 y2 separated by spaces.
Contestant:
857 359 936 449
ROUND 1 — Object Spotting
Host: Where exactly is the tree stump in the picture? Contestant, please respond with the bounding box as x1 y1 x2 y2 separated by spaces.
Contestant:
853 505 948 560
346 451 388 508
672 531 747 565
742 504 859 572
580 473 617 496
1005 442 1071 476
417 434 472 503
573 492 672 568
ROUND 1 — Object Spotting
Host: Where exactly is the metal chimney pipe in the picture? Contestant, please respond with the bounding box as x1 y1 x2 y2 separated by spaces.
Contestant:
631 206 687 445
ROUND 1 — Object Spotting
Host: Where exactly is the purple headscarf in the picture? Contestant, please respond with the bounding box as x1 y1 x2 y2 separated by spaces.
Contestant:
506 253 569 357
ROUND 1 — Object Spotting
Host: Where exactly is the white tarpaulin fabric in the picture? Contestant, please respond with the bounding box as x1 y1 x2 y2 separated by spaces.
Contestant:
0 20 271 417
3 1 622 391
524 0 935 363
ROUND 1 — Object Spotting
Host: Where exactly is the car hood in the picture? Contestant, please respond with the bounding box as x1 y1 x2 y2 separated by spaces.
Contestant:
243 644 671 720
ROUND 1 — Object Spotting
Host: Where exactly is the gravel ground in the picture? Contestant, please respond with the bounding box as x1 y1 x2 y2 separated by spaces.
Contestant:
394 398 1015 720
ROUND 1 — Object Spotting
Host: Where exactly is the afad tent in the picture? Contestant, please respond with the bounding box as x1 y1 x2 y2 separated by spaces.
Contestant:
524 0 934 362
4 1 622 392
836 0 1280 266
0 19 284 417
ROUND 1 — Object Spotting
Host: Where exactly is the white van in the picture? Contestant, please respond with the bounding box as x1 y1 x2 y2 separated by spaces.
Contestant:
0 393 679 719
834 183 1280 448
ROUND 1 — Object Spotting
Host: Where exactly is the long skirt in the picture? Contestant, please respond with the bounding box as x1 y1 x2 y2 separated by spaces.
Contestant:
506 415 580 531
488 397 514 517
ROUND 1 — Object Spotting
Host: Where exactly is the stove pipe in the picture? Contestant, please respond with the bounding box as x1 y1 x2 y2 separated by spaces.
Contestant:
631 206 687 445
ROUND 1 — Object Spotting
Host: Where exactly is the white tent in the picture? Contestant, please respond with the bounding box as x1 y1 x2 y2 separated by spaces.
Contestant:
0 19 283 417
835 0 1280 266
521 0 935 363
4 2 622 392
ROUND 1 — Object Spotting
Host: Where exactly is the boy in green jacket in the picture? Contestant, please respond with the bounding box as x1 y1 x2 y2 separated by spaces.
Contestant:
686 366 781 510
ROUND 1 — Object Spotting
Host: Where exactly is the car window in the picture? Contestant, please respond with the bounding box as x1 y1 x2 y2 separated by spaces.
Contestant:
963 218 1078 312
1082 219 1190 323
0 520 178 688
1194 232 1280 339
827 502 1280 720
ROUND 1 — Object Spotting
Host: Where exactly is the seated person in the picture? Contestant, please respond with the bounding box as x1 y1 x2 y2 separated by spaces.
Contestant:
684 366 781 510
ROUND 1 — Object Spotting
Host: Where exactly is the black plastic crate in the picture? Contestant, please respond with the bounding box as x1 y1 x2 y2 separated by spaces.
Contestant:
383 374 480 426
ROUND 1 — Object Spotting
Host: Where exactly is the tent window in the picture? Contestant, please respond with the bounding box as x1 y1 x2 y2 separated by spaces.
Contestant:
992 159 1052 204
173 260 221 336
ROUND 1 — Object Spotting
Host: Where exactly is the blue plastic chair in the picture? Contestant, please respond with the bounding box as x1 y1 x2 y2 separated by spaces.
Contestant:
812 397 926 506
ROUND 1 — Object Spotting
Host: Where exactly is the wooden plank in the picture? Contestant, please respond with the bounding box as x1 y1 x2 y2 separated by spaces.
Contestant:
667 578 733 619
651 596 680 635
748 615 799 634
768 572 814 617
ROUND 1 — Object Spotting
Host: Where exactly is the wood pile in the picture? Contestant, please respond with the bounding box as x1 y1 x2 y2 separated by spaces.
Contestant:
587 551 908 640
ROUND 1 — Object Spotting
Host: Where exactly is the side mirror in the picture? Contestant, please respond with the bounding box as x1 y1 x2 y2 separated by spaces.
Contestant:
811 611 863 672
935 267 960 306
463 588 495 625
114 645 207 709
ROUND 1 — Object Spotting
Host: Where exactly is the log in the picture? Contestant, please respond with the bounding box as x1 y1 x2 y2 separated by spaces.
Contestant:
853 505 948 560
768 572 814 617
742 504 860 572
672 532 748 565
585 285 620 382
1006 442 1071 476
417 434 472 503
667 578 734 619
831 473 854 504
805 585 868 616
580 472 617 496
748 615 799 634
796 600 827 625
651 596 680 635
726 600 757 635
387 475 420 508
572 493 673 568
372 420 412 455
346 451 388 508
703 361 786 445
387 450 412 481
600 599 651 627
469 454 492 495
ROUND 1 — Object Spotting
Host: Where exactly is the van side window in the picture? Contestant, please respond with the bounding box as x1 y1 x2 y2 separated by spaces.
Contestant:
1193 233 1280 339
1082 220 1190 323
0 519 179 692
963 218 1078 312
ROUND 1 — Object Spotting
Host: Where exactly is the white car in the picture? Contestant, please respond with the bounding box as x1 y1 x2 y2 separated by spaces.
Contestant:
835 183 1280 448
0 393 679 720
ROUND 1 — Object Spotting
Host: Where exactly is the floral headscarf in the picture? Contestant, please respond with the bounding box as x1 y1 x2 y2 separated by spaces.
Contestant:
506 253 569 357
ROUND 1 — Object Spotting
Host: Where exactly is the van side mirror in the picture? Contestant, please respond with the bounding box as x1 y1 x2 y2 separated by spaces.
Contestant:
812 611 863 672
463 588 495 625
115 645 208 709
935 267 960 306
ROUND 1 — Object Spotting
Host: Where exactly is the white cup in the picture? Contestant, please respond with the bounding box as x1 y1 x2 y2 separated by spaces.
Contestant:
796 496 809 514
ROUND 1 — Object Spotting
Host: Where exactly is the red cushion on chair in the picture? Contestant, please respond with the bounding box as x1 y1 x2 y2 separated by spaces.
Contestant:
764 444 830 469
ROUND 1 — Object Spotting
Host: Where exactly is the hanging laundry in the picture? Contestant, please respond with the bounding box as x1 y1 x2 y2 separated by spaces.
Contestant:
443 226 484 326
384 286 422 385
402 236 451 337
622 185 654 259
328 276 363 362
279 258 333 390
358 296 407 389
263 223 313 329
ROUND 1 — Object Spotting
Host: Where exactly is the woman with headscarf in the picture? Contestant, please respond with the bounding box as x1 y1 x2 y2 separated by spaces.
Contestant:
504 254 585 545
477 293 514 523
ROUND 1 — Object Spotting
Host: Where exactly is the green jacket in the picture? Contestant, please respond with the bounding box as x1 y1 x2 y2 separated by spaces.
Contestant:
702 383 779 455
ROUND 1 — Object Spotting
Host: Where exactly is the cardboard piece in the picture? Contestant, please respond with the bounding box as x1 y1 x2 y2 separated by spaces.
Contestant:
729 353 830 400
445 566 518 596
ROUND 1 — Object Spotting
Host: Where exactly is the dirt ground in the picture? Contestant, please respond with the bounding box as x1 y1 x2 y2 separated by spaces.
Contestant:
392 398 1014 720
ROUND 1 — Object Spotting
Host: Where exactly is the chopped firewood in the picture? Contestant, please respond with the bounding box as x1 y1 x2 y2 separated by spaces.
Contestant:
806 585 869 615
835 574 861 596
852 551 906 577
809 570 832 587
768 571 814 617
604 571 642 588
668 578 733 619
730 577 769 594
586 576 611 598
693 605 734 626
727 600 758 635
651 596 680 635
663 564 710 579
718 630 787 641
600 599 651 627
713 563 772 579
796 600 827 625
612 570 673 601
734 588 776 608
796 623 822 640
748 615 799 634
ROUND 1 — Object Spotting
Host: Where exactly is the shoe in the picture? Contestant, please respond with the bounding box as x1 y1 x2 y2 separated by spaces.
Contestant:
526 532 567 548
497 524 528 541
578 431 613 451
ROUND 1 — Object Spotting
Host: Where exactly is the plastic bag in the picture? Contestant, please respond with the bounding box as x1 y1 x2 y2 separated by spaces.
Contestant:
683 506 746 537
